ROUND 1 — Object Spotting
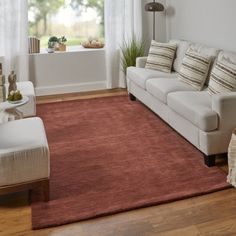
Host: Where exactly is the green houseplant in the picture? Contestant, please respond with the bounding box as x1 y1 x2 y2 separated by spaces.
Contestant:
120 36 145 75
58 36 67 51
47 36 58 53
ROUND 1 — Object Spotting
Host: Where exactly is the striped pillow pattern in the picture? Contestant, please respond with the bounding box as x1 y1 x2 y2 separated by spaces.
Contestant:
208 60 236 95
145 41 177 73
178 50 211 90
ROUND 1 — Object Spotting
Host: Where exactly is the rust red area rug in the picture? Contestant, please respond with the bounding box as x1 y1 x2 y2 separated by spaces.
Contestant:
32 95 229 229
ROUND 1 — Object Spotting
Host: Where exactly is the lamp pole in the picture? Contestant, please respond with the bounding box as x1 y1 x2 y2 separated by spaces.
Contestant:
153 0 156 40
145 0 164 41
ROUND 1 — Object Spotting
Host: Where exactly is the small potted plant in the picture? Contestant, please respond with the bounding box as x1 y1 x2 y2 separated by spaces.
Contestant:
58 36 67 51
47 36 58 53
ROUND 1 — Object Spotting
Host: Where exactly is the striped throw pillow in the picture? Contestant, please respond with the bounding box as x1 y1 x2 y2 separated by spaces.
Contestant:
145 41 177 73
178 49 211 90
208 60 236 95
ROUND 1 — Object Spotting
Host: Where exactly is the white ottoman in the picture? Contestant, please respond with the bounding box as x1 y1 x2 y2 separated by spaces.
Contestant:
5 81 36 117
0 117 50 201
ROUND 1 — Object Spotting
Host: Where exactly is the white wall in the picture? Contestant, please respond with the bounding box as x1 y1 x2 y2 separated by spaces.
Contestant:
29 48 107 96
166 0 236 52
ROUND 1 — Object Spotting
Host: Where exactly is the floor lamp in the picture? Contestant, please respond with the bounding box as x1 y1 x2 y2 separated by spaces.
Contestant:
145 0 164 40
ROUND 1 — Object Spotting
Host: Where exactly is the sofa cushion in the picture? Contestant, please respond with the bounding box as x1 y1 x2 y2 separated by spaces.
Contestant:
0 117 50 186
189 43 220 58
169 39 191 73
208 59 236 95
145 41 177 73
146 78 196 104
217 50 236 64
178 49 211 90
167 91 218 132
127 66 178 90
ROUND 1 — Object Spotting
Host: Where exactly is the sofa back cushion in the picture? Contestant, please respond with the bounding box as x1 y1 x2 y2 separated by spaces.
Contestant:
145 41 177 73
217 50 236 65
208 58 236 95
178 49 212 90
169 39 191 73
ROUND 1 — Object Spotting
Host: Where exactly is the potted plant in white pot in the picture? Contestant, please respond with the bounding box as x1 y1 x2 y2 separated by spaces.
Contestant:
47 36 58 53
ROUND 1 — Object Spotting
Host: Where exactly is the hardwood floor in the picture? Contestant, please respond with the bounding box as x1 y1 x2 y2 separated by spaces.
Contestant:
36 88 127 104
0 89 235 236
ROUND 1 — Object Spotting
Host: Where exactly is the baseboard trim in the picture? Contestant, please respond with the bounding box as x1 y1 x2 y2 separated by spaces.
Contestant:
35 81 107 96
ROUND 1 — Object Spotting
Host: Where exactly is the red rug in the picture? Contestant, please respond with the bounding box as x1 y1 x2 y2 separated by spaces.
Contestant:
31 95 230 229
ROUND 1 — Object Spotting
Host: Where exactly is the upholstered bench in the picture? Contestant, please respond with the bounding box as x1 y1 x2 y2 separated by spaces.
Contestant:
5 81 36 117
0 117 50 201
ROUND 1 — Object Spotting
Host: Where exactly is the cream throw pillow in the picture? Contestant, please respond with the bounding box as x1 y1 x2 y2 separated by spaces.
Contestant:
145 41 177 73
178 49 211 90
208 59 236 95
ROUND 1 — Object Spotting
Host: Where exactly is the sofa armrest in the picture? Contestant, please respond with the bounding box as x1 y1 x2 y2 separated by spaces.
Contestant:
136 57 148 68
212 92 236 130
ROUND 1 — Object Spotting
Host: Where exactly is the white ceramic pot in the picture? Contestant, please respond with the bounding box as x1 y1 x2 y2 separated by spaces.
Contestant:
47 48 55 53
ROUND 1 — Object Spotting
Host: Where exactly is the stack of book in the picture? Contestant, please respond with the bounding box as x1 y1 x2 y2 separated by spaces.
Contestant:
29 37 40 54
0 63 6 102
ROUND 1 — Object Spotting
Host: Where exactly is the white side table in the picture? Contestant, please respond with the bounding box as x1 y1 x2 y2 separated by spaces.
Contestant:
0 96 29 123
227 129 236 187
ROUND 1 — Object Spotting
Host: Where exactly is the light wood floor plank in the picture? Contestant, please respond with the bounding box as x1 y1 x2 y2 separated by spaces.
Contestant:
36 89 127 104
158 226 202 236
197 217 236 236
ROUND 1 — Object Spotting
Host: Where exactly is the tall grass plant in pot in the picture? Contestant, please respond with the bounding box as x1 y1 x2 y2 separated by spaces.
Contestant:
120 36 145 76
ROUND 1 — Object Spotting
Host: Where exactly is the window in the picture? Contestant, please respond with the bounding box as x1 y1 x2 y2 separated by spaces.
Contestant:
28 0 104 48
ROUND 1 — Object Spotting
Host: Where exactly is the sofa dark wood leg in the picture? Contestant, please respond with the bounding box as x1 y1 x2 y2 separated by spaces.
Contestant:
42 179 50 202
204 155 216 167
129 93 136 101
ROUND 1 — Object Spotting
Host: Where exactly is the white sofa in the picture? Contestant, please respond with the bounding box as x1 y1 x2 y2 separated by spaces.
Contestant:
127 40 236 166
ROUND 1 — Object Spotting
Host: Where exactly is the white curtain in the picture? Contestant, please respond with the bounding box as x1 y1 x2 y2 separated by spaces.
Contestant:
105 0 143 88
0 0 29 82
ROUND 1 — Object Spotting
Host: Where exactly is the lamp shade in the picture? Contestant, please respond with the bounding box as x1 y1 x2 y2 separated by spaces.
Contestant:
145 2 164 12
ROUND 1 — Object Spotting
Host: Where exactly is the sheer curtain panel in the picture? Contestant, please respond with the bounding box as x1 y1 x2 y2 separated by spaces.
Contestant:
0 0 29 81
105 0 143 88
